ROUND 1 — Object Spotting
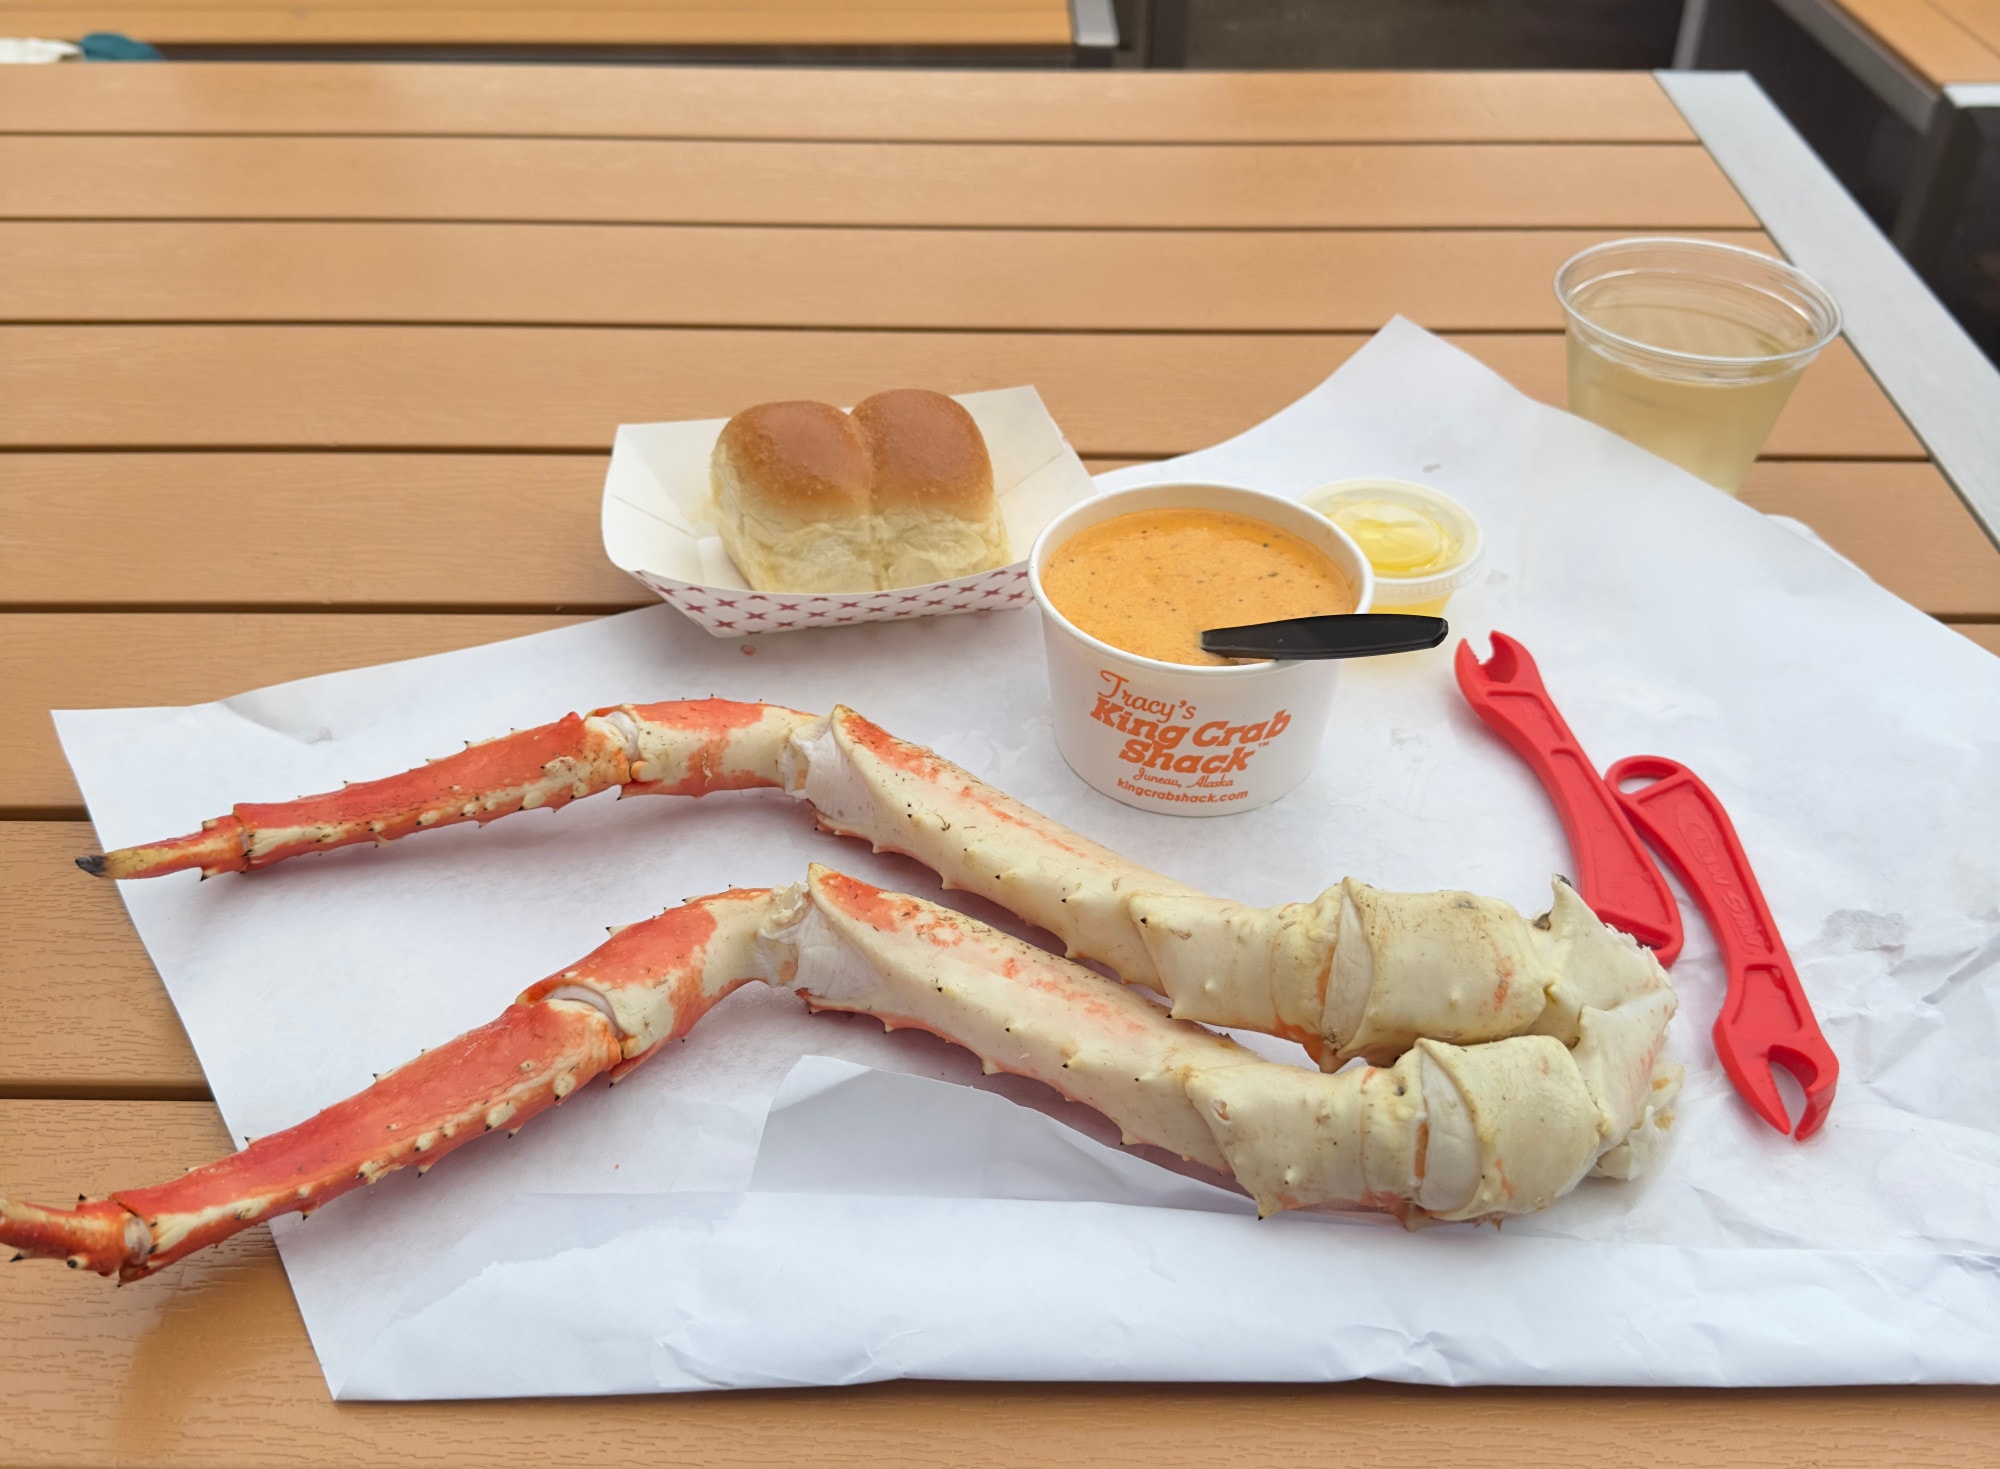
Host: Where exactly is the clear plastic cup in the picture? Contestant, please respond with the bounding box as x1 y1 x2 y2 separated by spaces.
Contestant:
1555 237 1841 494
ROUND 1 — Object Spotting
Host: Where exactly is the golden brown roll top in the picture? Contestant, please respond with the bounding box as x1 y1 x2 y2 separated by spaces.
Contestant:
710 389 1010 593
851 390 1010 591
711 401 877 593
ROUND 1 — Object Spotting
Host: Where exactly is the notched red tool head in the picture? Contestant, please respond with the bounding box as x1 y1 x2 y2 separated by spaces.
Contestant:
1607 755 1839 1142
1454 630 1537 691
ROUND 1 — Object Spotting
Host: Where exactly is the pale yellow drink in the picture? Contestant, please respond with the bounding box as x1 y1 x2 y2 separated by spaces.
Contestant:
1556 240 1841 495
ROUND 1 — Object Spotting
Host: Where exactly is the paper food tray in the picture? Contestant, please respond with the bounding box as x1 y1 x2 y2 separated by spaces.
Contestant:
601 386 1094 638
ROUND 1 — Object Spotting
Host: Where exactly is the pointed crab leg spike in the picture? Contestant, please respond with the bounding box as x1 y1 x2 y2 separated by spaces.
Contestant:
0 1196 147 1275
82 701 815 882
5 887 777 1281
108 998 623 1279
78 818 248 881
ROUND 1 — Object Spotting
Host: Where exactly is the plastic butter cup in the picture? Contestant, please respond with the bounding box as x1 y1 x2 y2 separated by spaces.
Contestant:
1300 478 1483 618
1029 482 1374 817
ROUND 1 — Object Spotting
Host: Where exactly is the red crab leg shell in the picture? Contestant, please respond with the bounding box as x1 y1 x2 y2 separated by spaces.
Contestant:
0 1196 142 1274
119 998 622 1280
518 886 775 1072
0 1000 619 1280
79 700 814 882
1 888 775 1280
78 817 248 880
231 712 631 869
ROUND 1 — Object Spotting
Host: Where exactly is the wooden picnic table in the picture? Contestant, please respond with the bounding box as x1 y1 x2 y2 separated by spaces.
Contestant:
2 62 1998 1467
0 0 1081 52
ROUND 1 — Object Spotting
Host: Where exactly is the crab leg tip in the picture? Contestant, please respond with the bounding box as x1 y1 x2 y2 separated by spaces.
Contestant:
74 854 106 876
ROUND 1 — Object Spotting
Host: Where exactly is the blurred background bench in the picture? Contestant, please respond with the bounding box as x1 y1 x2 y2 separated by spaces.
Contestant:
1676 0 2000 364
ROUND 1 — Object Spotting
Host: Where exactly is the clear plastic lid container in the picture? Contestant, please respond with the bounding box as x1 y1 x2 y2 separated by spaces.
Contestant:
1299 478 1484 617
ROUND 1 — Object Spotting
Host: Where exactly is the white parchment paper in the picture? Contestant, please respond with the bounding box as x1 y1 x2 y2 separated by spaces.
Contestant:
54 321 2000 1395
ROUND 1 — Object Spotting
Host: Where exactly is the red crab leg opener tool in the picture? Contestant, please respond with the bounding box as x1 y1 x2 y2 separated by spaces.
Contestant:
1606 756 1839 1140
1453 633 1684 965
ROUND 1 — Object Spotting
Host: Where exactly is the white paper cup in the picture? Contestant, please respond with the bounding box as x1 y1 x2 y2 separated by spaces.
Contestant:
1029 483 1374 816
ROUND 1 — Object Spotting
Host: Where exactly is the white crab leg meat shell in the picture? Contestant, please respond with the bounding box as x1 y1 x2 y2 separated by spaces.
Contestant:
786 708 1205 987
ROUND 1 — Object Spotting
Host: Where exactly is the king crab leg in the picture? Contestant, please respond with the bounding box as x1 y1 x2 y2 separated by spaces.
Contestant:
75 700 1679 1117
79 702 1199 987
78 700 816 881
6 866 1676 1280
2 887 771 1279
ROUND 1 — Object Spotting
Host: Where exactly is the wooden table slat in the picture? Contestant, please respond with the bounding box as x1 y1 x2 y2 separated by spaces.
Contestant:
1838 0 2000 86
0 10 1074 47
0 137 1757 230
5 455 1995 616
0 613 586 817
0 223 1771 330
0 824 200 1096
0 66 1701 143
1929 0 2000 59
1737 460 2000 615
0 327 1922 459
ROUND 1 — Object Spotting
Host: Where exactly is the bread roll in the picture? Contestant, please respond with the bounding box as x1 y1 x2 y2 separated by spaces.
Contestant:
711 401 876 593
709 389 1009 593
851 389 1010 590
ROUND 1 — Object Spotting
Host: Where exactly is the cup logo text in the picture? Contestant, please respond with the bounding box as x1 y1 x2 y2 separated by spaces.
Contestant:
1087 671 1290 805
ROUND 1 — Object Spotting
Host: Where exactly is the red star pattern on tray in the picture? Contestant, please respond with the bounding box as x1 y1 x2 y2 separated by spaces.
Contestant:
639 564 1036 639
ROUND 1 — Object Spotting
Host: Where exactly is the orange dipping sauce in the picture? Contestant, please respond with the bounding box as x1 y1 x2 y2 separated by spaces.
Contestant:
1042 507 1355 666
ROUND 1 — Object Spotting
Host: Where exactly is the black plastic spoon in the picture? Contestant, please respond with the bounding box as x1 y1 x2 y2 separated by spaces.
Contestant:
1200 613 1448 660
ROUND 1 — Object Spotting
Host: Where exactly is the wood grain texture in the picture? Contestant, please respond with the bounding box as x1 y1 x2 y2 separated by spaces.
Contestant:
7 455 1993 618
0 1 1073 47
0 65 1700 142
1 62 1992 1449
0 137 1757 231
1 1100 1998 1466
0 613 586 816
1925 0 2000 59
1738 460 2000 618
0 222 1769 330
1837 0 2000 86
1 454 641 611
0 326 1921 459
0 824 199 1096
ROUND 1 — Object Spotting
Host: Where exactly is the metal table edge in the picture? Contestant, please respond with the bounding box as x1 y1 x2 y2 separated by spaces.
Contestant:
1657 68 2000 548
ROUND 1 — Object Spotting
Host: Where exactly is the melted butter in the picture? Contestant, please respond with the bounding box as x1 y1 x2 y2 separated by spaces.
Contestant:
1329 499 1462 577
1043 508 1353 666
